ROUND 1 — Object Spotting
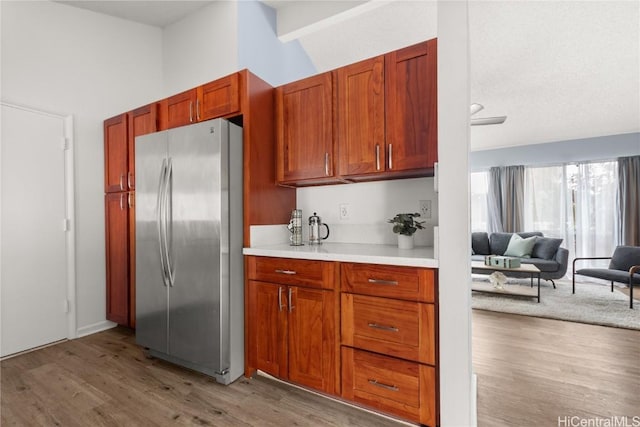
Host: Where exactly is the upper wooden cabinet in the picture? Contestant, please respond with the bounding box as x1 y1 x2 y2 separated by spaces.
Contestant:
278 38 438 186
198 73 240 121
105 104 158 193
337 56 385 177
104 114 128 193
162 73 241 130
127 104 158 190
276 72 338 186
385 39 438 173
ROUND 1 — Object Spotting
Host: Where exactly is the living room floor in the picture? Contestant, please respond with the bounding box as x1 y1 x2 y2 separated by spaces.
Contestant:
473 310 640 426
2 313 638 426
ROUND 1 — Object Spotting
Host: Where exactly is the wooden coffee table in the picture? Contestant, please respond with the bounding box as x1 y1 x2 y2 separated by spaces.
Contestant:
471 261 542 302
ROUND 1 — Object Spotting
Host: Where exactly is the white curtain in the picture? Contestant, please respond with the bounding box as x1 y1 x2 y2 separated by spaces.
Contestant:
470 171 489 232
523 161 618 271
571 162 618 267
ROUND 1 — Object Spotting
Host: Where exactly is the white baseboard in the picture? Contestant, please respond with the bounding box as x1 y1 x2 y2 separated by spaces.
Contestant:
76 320 117 338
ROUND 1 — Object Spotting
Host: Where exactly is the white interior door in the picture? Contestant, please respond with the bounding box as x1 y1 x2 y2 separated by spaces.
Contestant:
1 103 74 358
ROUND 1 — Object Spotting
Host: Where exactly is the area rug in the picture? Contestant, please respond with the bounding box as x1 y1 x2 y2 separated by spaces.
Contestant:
471 279 640 330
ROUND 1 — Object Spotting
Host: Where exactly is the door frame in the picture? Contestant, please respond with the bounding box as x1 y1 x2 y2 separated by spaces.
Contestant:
0 101 77 344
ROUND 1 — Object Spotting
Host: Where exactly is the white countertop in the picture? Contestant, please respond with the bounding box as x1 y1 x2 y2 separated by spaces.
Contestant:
243 242 438 268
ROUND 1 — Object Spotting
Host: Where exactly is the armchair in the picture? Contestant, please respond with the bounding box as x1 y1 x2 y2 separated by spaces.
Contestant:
572 245 640 309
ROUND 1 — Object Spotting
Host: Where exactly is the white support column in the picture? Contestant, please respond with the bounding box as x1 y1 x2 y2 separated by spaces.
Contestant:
437 1 476 426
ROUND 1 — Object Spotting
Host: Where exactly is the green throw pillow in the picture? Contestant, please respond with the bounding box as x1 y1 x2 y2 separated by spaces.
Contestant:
503 234 537 258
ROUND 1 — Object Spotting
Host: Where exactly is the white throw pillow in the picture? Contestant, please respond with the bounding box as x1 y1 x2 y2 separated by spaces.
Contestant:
503 234 537 258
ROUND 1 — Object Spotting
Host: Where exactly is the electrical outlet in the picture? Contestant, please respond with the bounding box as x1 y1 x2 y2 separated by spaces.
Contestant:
419 200 432 219
339 203 350 220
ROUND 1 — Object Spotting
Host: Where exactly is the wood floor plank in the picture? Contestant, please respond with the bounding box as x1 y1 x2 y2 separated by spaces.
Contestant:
472 310 640 427
3 312 639 427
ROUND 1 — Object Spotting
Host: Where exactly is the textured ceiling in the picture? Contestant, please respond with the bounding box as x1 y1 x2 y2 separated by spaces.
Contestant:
52 0 640 151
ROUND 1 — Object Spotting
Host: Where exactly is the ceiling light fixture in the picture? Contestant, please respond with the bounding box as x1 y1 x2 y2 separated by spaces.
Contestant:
470 103 507 126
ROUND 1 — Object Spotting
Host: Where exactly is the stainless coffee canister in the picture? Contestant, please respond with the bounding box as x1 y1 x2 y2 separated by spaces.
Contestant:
287 209 303 246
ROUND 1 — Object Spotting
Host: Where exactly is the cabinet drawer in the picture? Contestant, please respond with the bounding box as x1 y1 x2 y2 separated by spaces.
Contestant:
341 263 435 302
246 256 334 289
342 347 436 426
341 294 435 365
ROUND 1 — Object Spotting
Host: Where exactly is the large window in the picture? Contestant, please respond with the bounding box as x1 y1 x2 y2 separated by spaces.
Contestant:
472 161 619 269
470 171 489 232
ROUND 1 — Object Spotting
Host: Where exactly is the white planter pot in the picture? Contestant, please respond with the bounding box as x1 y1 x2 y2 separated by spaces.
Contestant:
397 234 414 250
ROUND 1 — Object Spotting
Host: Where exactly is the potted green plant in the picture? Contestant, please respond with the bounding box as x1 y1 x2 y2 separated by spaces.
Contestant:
387 213 425 249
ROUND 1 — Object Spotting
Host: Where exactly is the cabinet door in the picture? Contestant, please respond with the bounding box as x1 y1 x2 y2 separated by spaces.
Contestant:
127 104 158 190
104 114 128 193
337 56 385 177
385 39 437 172
105 193 130 326
276 72 335 184
248 280 287 378
288 286 336 394
164 88 197 129
198 73 241 121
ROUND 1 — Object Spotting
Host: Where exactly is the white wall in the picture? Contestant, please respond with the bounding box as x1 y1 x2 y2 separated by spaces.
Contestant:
162 1 238 96
1 0 163 334
296 178 438 246
237 0 317 87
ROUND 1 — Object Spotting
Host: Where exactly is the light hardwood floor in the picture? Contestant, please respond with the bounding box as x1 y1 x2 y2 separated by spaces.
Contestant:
2 312 639 426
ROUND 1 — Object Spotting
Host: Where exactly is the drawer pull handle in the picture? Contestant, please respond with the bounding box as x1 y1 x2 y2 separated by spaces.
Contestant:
368 278 398 286
368 379 399 392
275 269 297 275
368 323 399 332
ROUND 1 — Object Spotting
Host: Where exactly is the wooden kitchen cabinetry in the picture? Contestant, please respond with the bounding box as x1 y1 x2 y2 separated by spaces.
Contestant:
245 256 339 395
105 104 159 193
161 73 241 129
336 56 385 177
275 72 338 186
277 38 437 186
105 192 135 327
104 105 157 327
385 39 438 174
338 39 438 181
104 114 129 193
340 262 438 426
104 70 296 328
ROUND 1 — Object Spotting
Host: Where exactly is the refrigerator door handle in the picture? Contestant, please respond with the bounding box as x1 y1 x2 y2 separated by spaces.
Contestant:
156 158 169 287
164 158 175 287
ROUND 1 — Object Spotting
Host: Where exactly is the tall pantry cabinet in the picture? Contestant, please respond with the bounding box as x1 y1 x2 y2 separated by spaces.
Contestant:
104 104 158 328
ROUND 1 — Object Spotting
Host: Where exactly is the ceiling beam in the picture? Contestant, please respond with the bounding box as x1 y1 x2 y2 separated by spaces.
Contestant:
272 0 391 42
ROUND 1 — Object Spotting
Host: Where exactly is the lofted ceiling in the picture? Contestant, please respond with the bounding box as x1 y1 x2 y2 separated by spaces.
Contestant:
52 0 640 152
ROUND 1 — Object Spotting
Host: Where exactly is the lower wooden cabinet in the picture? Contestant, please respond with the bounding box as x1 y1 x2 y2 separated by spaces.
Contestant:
245 257 438 425
246 256 338 395
105 192 135 328
342 347 436 426
341 262 438 426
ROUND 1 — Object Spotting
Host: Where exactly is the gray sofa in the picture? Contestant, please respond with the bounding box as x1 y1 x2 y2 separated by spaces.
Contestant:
471 231 569 286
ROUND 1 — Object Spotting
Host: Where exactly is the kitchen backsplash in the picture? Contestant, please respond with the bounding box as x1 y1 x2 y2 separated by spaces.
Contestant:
250 177 438 247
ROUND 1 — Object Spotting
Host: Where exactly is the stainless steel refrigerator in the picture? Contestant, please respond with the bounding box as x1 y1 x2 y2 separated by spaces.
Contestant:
135 118 244 385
